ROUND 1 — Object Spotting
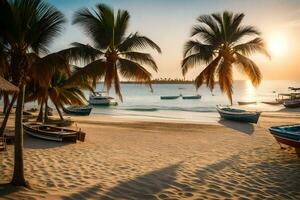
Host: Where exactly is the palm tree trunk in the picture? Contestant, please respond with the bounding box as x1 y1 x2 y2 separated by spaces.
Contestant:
11 85 27 186
54 103 64 121
3 93 9 114
0 93 17 136
44 95 48 123
37 99 44 122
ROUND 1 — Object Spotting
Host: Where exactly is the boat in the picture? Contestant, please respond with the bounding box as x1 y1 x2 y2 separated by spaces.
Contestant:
237 101 256 105
261 101 282 105
216 105 261 123
283 99 300 108
160 95 180 100
23 122 84 142
269 124 300 148
182 95 201 99
62 105 92 116
89 91 118 106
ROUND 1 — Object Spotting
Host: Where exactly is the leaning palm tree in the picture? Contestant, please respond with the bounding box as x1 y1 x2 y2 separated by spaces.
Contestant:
61 4 161 100
182 11 269 104
0 0 65 186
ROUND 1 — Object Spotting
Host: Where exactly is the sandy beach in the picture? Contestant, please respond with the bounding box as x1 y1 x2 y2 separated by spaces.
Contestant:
1 111 300 200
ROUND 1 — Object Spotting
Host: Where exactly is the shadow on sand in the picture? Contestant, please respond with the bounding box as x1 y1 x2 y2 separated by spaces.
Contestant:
218 119 255 135
61 162 182 200
194 148 300 199
24 134 72 149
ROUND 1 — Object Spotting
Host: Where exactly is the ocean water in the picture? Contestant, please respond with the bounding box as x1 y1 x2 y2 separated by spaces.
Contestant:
85 80 300 122
2 80 299 123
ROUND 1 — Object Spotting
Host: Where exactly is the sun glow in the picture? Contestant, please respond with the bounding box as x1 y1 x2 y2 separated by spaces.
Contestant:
267 34 288 57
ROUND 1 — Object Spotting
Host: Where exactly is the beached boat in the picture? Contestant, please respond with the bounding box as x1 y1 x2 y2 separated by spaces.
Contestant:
23 122 84 142
89 91 117 106
216 105 261 123
237 101 256 105
269 124 300 148
182 95 201 99
160 95 180 100
62 105 92 116
283 99 300 108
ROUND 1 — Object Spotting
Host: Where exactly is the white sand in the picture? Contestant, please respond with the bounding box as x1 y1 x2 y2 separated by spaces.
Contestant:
1 112 300 199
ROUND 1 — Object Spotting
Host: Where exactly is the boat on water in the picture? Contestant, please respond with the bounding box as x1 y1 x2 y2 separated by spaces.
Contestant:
182 95 201 100
269 124 300 148
23 122 85 142
261 101 282 105
62 105 92 116
283 99 300 108
89 91 118 106
216 105 261 124
237 101 257 105
160 95 180 100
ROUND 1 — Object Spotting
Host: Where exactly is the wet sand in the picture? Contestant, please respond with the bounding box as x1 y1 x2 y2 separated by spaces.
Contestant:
1 112 300 199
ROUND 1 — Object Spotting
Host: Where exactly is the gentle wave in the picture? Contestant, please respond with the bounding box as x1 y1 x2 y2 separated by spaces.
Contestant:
121 106 217 113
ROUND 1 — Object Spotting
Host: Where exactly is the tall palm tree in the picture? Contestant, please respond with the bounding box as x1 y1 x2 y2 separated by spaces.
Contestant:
182 11 269 104
0 0 65 186
61 4 161 100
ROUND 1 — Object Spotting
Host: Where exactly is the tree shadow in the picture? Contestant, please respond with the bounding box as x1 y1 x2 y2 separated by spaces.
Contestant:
61 162 182 200
218 119 255 135
194 148 300 199
277 107 300 113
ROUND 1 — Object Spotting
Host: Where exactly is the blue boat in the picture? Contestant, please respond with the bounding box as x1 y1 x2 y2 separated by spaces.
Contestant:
160 95 180 100
216 105 261 123
182 95 201 99
269 124 300 148
63 106 92 116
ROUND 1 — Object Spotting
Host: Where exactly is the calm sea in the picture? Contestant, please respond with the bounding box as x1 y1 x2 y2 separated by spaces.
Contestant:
84 80 300 122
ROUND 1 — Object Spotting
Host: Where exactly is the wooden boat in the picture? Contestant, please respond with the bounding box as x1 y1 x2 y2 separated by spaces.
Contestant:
160 95 180 100
269 124 300 148
23 122 84 142
283 99 300 108
216 105 261 124
261 101 282 105
237 101 256 105
63 106 92 116
182 95 201 99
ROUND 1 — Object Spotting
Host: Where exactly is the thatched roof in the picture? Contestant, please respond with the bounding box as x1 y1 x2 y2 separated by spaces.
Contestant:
0 76 19 93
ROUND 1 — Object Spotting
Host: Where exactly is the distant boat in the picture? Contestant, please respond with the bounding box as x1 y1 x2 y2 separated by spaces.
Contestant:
237 101 256 105
62 106 92 116
269 124 300 148
182 95 201 100
283 99 300 108
89 91 118 106
160 95 180 100
216 105 261 124
261 101 282 105
23 122 84 142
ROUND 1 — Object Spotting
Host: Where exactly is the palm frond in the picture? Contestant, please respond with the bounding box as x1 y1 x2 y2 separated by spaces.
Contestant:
58 42 103 63
182 52 214 76
120 51 158 71
235 53 262 86
231 25 260 43
195 56 221 90
118 33 161 53
183 40 215 58
114 9 130 46
234 37 270 58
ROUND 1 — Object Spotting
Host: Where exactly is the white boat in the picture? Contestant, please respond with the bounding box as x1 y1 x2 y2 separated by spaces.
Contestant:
89 91 118 106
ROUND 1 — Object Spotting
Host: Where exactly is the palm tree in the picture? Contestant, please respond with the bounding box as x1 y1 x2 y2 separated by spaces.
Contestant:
182 11 269 104
61 4 161 100
0 0 65 186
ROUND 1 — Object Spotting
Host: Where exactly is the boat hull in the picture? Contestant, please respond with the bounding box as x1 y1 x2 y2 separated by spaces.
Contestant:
63 106 92 116
217 106 261 124
23 123 79 143
182 95 201 99
238 101 256 105
269 125 300 148
160 96 180 100
283 100 300 108
261 101 282 105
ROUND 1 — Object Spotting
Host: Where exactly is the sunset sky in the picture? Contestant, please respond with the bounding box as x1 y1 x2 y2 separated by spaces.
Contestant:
48 0 300 80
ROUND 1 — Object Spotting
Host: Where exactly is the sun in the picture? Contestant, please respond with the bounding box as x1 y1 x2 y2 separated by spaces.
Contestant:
267 34 288 56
